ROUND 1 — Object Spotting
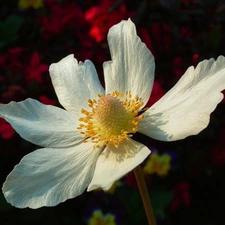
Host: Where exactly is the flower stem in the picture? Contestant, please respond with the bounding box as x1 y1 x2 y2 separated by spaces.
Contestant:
133 165 157 225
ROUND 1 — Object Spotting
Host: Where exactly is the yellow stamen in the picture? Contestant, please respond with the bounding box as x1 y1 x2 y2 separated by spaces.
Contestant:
77 91 146 148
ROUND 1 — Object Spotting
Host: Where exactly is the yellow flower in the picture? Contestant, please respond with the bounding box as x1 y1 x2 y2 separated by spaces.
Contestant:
88 210 116 225
144 153 171 176
18 0 43 10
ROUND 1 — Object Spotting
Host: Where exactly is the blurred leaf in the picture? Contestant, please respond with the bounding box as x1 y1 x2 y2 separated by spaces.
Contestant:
117 185 174 223
116 185 148 224
108 0 125 13
158 0 181 11
0 15 24 48
63 216 80 225
150 188 174 219
208 25 221 48
20 208 59 225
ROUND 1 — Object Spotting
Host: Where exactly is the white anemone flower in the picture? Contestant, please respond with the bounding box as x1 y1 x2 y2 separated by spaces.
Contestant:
1 19 225 209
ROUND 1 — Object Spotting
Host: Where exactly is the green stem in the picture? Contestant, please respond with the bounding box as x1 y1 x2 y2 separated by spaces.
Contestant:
133 165 157 225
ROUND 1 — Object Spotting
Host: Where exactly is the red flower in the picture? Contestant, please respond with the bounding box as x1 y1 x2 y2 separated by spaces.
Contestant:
0 118 15 139
124 168 152 189
192 53 200 64
211 129 225 166
25 52 48 83
146 81 165 107
39 1 86 40
39 95 56 105
0 53 7 66
142 23 171 58
172 57 186 78
222 90 225 103
85 0 129 42
0 47 25 75
138 28 156 56
124 172 138 188
170 182 190 211
2 85 26 103
74 32 96 61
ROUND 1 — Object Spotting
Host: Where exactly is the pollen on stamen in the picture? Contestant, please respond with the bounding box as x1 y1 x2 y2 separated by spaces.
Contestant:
77 91 147 148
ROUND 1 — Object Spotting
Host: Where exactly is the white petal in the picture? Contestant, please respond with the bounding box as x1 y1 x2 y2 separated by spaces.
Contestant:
139 56 225 141
49 54 105 116
0 98 82 147
2 142 103 209
87 139 150 191
103 19 155 105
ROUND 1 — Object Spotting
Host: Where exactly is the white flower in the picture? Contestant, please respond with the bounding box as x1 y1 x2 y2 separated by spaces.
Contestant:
1 19 225 209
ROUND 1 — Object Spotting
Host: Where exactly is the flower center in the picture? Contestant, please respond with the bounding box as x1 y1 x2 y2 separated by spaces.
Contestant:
77 91 145 148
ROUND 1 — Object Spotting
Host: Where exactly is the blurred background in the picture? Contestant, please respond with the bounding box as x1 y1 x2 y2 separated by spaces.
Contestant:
0 0 225 224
